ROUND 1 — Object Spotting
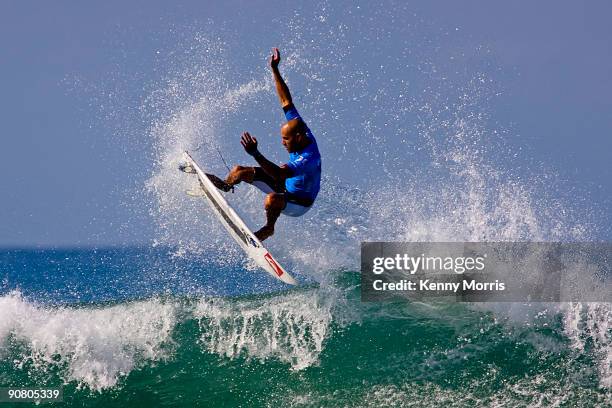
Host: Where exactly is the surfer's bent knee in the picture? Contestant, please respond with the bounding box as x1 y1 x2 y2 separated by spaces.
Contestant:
264 193 285 210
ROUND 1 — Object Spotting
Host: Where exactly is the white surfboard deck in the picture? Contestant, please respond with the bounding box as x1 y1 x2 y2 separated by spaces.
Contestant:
182 151 297 285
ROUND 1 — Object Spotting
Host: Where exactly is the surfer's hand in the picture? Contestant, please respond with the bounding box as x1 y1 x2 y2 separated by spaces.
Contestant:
241 132 259 155
269 48 280 69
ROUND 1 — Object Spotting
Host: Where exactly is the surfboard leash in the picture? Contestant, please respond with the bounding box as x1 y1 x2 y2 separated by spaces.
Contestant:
215 146 232 174
215 147 235 193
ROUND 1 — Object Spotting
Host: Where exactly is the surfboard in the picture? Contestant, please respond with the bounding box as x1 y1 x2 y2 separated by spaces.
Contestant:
181 151 297 285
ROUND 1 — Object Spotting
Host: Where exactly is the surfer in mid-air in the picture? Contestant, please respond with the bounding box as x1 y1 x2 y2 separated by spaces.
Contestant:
206 48 322 241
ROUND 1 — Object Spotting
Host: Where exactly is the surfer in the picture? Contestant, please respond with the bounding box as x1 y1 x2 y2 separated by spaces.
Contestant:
208 48 322 241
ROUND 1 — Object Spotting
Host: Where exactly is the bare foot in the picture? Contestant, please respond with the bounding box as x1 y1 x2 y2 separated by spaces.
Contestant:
206 173 233 192
254 225 274 241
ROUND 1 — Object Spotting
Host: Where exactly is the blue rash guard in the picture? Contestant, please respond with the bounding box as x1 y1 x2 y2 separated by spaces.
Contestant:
283 104 321 204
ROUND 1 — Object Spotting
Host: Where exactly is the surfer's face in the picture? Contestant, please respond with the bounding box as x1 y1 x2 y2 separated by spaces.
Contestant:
281 122 301 153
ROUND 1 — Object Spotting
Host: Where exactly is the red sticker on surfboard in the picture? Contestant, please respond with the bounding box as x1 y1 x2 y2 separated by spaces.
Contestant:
264 252 283 277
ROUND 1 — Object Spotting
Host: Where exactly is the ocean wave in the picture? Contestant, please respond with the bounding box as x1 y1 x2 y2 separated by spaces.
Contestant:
0 284 610 407
193 288 334 370
0 291 177 391
0 285 337 390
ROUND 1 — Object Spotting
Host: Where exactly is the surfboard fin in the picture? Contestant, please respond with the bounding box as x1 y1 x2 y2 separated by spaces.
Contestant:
185 189 205 197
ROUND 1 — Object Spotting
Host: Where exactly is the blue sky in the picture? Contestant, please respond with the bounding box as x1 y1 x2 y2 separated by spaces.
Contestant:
1 0 610 247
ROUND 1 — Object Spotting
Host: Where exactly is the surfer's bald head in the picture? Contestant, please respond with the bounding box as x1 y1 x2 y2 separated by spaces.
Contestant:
282 118 307 137
280 118 308 153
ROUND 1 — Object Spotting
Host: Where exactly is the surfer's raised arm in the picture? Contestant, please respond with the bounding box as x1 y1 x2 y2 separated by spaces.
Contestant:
269 48 293 108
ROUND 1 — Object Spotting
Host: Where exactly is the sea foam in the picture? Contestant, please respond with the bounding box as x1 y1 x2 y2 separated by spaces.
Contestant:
0 291 176 391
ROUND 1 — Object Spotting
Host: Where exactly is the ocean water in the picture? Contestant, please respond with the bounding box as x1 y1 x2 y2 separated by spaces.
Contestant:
0 248 610 407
